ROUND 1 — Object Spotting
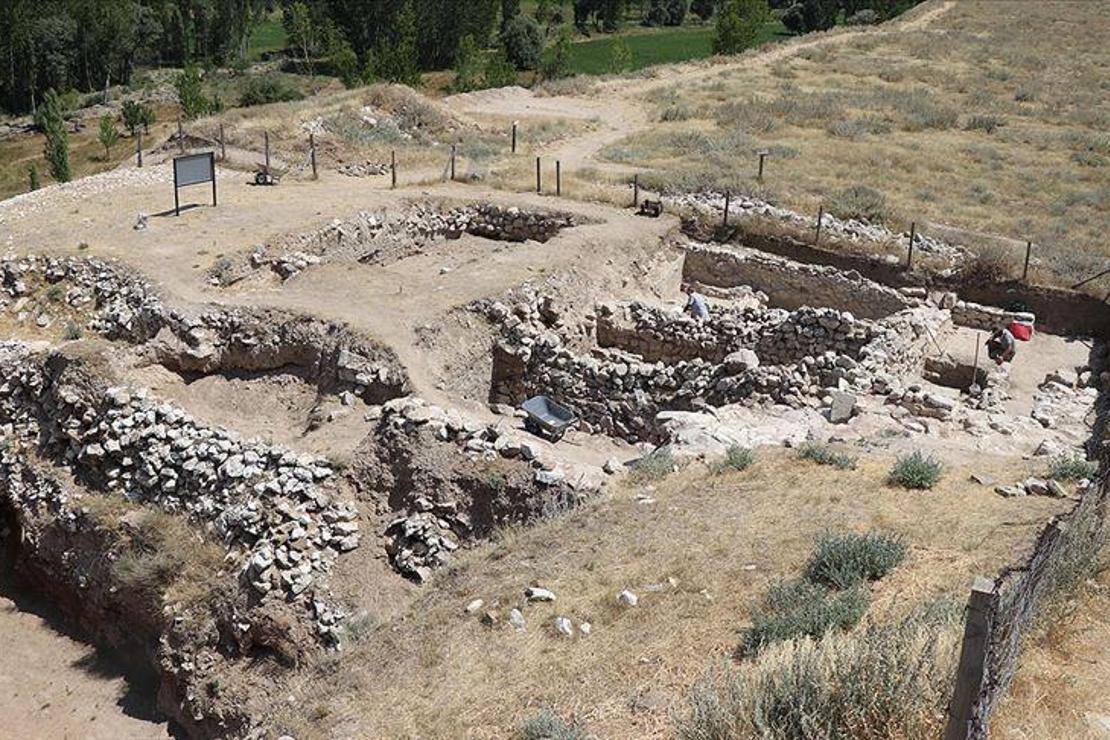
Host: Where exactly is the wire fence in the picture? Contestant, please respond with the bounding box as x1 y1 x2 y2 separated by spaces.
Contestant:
945 388 1110 739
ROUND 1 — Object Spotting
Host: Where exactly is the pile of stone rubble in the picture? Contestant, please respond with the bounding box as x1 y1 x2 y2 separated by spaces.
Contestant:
218 201 579 284
0 348 359 604
673 192 970 262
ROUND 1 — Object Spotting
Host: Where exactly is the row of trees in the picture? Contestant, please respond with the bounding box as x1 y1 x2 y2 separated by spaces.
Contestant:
1 0 269 114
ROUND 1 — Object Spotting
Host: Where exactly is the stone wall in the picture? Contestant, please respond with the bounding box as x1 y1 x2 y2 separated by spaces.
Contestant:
0 345 357 602
218 201 580 284
951 299 1012 331
682 243 912 319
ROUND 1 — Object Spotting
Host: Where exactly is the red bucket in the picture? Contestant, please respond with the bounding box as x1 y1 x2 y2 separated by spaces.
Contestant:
1009 312 1035 341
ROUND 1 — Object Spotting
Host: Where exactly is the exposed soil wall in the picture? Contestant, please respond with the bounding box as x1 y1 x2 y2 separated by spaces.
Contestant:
682 244 911 319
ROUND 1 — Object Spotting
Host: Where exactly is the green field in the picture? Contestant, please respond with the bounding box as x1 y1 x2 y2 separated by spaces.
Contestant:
246 14 288 61
564 22 789 75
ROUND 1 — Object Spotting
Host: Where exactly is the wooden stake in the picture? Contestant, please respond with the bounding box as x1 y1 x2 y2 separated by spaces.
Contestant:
723 191 730 227
219 123 226 161
971 332 982 390
633 174 639 208
536 157 541 194
511 122 518 154
136 130 143 168
943 576 997 740
815 208 824 245
556 160 561 197
758 151 767 181
1022 240 1032 282
907 222 917 270
310 133 317 179
391 150 397 189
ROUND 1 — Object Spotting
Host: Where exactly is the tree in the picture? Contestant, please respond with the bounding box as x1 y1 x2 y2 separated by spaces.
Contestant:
714 0 770 54
175 64 209 119
483 48 518 88
665 0 688 25
452 35 484 92
121 99 155 136
541 26 574 79
691 0 715 21
502 0 522 33
287 2 315 73
34 89 70 183
536 0 554 24
376 0 421 85
645 0 669 26
330 41 361 88
98 115 119 159
610 37 633 72
502 15 544 70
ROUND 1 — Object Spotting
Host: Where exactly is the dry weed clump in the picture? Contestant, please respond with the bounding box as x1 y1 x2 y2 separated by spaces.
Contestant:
627 446 678 484
824 184 890 223
1047 455 1099 482
675 602 961 740
516 708 590 740
796 442 857 470
709 445 756 475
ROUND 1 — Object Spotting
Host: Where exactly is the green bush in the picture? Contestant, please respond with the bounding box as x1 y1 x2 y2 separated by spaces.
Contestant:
797 442 857 470
1048 455 1098 482
710 445 756 475
239 76 304 107
628 447 677 484
63 322 83 341
676 601 961 740
804 531 907 590
516 708 589 740
741 579 869 656
825 184 889 223
888 451 943 490
503 15 544 71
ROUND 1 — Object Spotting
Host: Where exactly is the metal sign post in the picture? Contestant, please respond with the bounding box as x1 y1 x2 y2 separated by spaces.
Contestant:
172 152 217 217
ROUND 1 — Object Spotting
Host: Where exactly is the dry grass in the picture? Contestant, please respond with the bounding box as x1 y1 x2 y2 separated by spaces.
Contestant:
592 0 1110 290
277 449 1067 739
993 563 1110 740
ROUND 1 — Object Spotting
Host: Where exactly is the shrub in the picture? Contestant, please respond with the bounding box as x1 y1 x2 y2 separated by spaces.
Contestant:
676 602 961 740
797 442 857 470
963 243 1015 283
541 26 574 80
98 115 119 158
740 579 869 656
239 76 304 107
516 708 589 740
503 15 544 71
710 445 756 475
27 163 40 191
46 284 65 302
35 89 71 183
804 531 908 589
484 49 520 88
63 322 84 341
121 100 156 135
965 113 1006 134
628 447 677 483
888 451 943 490
825 184 889 223
826 118 869 140
175 64 211 119
1048 455 1098 482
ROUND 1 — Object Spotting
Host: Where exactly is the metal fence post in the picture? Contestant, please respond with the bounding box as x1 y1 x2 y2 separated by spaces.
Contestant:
512 121 518 154
943 576 997 740
1022 241 1032 282
136 130 143 168
815 207 824 245
633 174 639 208
450 143 456 181
556 160 561 197
391 150 397 189
758 150 767 181
722 190 730 227
536 157 541 194
219 123 226 161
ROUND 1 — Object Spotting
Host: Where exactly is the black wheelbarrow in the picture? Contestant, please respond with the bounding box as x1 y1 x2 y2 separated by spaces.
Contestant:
521 395 578 442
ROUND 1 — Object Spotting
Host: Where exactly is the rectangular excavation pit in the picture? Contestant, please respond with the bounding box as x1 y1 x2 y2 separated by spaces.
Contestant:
682 244 911 320
923 356 989 392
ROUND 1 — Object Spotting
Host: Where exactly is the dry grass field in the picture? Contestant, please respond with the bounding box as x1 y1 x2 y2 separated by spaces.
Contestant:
595 0 1109 288
276 449 1067 739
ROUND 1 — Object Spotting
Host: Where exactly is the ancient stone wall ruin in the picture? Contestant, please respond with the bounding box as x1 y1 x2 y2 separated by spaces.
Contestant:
682 244 912 319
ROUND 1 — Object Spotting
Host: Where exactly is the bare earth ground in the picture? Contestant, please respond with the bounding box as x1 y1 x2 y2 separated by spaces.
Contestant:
0 578 170 739
0 0 1105 736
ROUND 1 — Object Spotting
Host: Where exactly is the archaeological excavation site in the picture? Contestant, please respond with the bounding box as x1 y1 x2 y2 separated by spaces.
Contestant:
1 2 1108 738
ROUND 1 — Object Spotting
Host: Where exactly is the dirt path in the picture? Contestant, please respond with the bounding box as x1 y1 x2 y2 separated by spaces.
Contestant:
447 1 956 174
0 578 170 739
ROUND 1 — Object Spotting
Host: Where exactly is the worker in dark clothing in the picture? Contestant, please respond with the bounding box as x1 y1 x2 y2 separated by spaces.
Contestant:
986 326 1016 365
